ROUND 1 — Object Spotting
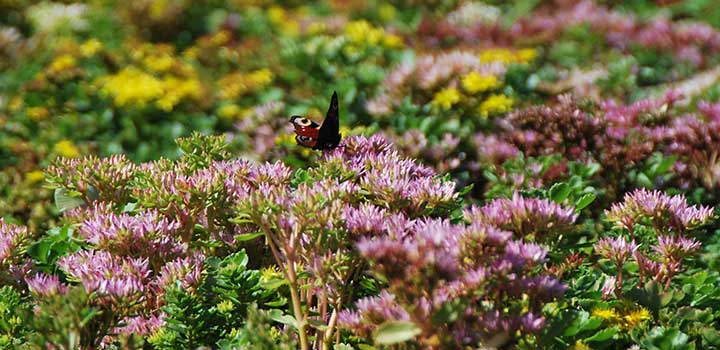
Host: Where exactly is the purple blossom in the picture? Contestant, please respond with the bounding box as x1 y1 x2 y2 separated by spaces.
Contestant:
343 203 387 235
58 250 150 301
504 241 548 268
26 273 68 297
421 0 720 68
338 291 410 339
601 275 617 300
348 212 564 348
46 154 136 204
594 236 639 267
606 189 714 233
115 314 166 336
0 219 30 264
153 253 205 293
653 235 701 262
466 192 577 241
79 210 185 260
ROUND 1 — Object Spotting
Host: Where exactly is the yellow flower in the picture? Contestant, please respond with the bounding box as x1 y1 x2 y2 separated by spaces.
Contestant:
307 22 326 35
345 20 384 45
99 67 164 107
379 4 397 22
54 140 80 158
432 87 462 110
479 48 515 64
622 308 652 329
216 299 234 313
267 6 286 25
592 308 619 321
99 67 202 111
461 72 499 94
25 170 45 184
517 48 538 63
217 104 241 120
383 34 404 49
217 69 273 100
143 55 174 73
281 20 300 36
26 106 49 121
478 94 513 117
574 340 591 350
210 30 231 46
48 54 76 74
9 97 23 113
149 0 170 20
479 48 538 64
80 39 103 57
248 69 273 86
182 47 199 60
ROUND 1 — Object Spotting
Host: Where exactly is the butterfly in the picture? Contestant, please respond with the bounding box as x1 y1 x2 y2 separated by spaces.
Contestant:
289 91 341 150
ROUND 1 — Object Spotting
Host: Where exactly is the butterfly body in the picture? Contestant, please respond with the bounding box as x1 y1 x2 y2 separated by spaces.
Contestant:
289 91 341 150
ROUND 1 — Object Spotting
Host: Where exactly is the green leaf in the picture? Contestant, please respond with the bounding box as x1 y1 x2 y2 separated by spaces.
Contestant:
373 321 421 345
234 232 264 241
27 240 53 263
122 202 138 213
562 311 602 337
653 155 676 175
574 193 597 211
640 327 690 350
267 310 298 329
54 188 86 212
636 173 653 188
702 327 720 346
549 183 570 203
585 327 618 342
260 277 289 291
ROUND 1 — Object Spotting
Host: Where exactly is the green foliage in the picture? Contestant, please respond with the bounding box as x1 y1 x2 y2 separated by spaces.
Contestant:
151 250 285 349
0 286 31 349
22 287 111 350
26 224 83 274
483 154 601 211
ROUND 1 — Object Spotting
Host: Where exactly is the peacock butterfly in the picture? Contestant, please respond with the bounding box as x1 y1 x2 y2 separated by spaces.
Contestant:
289 91 341 150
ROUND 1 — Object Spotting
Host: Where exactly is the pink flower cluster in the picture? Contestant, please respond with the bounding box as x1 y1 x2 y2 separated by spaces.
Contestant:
606 188 714 234
421 0 720 67
341 210 566 348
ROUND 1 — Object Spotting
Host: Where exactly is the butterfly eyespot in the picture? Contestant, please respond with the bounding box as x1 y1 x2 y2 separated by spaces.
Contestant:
297 118 311 126
298 135 313 142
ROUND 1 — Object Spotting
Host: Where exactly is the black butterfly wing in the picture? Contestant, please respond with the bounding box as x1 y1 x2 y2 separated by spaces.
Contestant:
314 91 342 150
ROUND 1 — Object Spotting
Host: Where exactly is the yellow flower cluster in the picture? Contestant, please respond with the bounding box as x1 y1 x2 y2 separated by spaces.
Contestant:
26 107 50 121
98 67 202 111
573 340 591 350
431 87 461 110
143 54 175 73
267 6 300 36
592 307 652 330
217 104 242 120
217 68 273 100
80 38 102 57
479 48 537 64
47 54 76 75
216 299 234 313
25 170 45 184
54 140 80 158
461 72 500 94
591 308 618 320
344 20 403 49
478 94 514 117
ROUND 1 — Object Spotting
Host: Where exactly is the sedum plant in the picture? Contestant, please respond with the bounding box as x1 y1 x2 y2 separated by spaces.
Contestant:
30 133 573 350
